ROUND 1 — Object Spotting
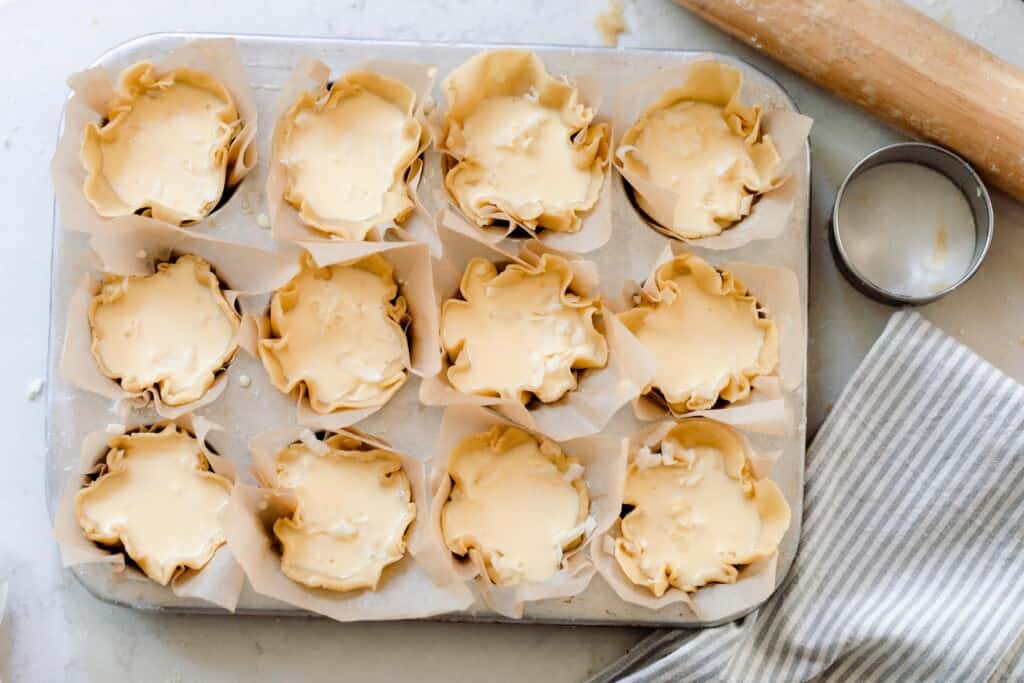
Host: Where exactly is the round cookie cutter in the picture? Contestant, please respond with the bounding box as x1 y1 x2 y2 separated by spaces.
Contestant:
830 142 994 306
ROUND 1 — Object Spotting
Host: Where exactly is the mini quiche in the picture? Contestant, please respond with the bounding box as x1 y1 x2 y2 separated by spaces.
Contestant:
441 49 609 234
259 253 410 413
89 254 240 406
441 425 591 585
614 419 790 596
618 61 782 239
619 252 778 413
440 253 608 404
274 70 425 240
74 424 232 585
81 62 246 224
271 434 415 592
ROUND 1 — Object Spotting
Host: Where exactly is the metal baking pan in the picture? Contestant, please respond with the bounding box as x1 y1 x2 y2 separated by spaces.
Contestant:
45 32 809 627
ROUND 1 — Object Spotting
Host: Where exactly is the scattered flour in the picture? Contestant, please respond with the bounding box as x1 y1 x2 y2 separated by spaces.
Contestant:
26 377 44 400
594 0 628 47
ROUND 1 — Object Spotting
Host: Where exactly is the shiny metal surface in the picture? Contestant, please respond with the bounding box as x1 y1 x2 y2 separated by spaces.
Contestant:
830 142 993 306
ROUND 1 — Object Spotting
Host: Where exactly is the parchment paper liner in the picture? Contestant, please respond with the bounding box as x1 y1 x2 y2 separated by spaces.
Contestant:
613 59 812 250
591 418 782 621
244 240 439 430
53 414 245 611
432 50 613 254
620 243 803 435
267 57 440 253
52 38 258 235
59 225 299 418
430 405 627 618
420 216 654 441
221 426 473 621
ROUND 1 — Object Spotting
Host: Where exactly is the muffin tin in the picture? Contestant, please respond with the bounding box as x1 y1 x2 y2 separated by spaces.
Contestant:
45 33 809 627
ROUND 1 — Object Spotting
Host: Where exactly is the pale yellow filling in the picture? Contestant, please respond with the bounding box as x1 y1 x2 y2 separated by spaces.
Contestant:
631 102 764 236
442 426 590 585
278 72 421 239
618 61 781 239
442 50 608 234
81 63 238 223
614 420 789 596
441 255 608 404
633 275 764 405
620 254 777 412
273 437 415 592
259 254 409 413
453 95 597 222
74 425 231 586
89 254 240 406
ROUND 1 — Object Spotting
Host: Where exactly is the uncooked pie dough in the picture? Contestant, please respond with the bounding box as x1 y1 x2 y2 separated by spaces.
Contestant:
74 424 232 585
89 254 240 406
441 426 591 585
614 419 790 596
619 253 777 413
441 50 609 234
276 71 423 240
81 62 242 224
618 61 781 239
272 435 415 592
259 254 410 413
440 254 608 404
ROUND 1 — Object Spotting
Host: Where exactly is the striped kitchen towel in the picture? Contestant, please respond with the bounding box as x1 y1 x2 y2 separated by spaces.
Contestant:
589 310 1024 683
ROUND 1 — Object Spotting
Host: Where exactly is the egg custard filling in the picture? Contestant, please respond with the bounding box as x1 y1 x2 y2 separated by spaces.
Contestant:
441 254 608 404
442 426 591 586
272 435 415 592
74 424 231 585
89 254 240 406
81 62 242 224
614 419 790 596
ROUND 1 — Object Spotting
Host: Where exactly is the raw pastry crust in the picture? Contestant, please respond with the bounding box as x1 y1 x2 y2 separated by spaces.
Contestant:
441 426 590 586
441 253 609 404
272 434 415 592
275 70 425 240
88 254 241 406
73 423 232 586
440 50 610 234
81 62 244 224
619 252 778 413
258 253 410 414
614 419 790 596
618 61 782 239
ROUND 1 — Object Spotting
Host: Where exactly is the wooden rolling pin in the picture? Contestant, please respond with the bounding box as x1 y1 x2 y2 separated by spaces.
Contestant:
676 0 1024 201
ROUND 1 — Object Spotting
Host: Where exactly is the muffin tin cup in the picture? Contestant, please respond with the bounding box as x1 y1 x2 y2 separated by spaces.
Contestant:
52 415 245 611
591 418 783 617
51 38 259 235
429 405 628 619
611 60 813 250
221 425 475 621
58 226 298 419
243 238 441 431
620 241 804 436
265 56 439 249
420 216 652 442
430 54 615 255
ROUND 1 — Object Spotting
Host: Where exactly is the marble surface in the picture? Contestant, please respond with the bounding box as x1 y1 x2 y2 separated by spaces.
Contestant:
2 0 1024 681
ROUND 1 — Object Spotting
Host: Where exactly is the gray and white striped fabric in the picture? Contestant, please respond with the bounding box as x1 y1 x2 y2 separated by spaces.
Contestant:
589 310 1024 683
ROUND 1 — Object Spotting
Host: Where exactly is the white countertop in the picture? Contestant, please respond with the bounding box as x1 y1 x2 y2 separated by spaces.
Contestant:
2 0 1023 681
